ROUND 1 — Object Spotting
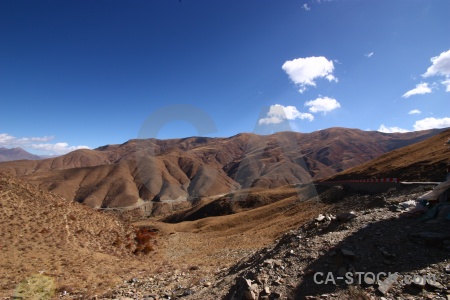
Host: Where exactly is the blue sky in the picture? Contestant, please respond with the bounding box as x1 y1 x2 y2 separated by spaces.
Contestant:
0 0 449 155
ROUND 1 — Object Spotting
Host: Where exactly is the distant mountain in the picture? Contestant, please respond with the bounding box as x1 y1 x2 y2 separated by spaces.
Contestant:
0 127 445 209
0 147 41 162
324 128 450 182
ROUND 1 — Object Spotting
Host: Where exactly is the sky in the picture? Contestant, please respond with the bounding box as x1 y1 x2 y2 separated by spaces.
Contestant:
0 0 449 155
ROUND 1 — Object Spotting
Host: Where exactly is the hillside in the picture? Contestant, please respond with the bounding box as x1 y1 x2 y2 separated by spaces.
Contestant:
0 127 444 210
1 127 449 299
0 172 158 298
325 128 450 182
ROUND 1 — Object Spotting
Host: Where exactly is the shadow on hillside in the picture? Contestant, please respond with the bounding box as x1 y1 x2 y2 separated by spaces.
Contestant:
294 214 450 299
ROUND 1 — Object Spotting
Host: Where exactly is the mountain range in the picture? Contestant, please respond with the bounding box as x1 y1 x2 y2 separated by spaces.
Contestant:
0 127 445 210
0 147 42 162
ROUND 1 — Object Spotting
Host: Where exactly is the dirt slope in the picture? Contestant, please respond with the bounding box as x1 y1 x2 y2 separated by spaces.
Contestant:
0 172 158 298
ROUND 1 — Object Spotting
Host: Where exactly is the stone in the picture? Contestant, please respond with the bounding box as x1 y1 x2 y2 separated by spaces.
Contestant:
444 265 450 273
377 273 398 295
244 290 257 300
264 259 274 266
381 250 396 259
409 231 450 245
411 276 426 287
255 273 268 285
264 286 270 294
316 214 326 222
426 278 444 290
341 248 356 258
273 260 283 267
336 212 357 222
272 291 282 299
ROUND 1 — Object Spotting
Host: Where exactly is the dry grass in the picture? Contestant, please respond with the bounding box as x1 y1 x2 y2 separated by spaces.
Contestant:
1 173 324 297
0 173 159 298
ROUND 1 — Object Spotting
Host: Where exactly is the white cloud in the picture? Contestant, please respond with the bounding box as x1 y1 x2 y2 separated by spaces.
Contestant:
0 133 90 155
0 133 54 146
413 117 450 131
282 56 337 93
402 82 432 98
259 104 314 125
30 143 90 155
408 109 421 115
302 3 311 10
304 96 341 114
442 78 450 92
377 125 409 133
422 49 450 78
365 52 374 58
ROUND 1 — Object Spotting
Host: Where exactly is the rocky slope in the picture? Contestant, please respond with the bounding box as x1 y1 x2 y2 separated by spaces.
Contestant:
95 185 450 300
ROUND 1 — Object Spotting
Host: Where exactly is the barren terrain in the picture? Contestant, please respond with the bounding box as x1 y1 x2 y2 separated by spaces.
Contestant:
0 128 449 299
0 128 443 211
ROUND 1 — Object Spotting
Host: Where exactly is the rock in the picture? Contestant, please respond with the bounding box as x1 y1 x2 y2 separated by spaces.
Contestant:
263 286 270 294
336 212 357 222
244 290 257 300
426 278 444 289
341 248 356 258
411 275 426 287
254 273 268 285
264 259 274 266
316 214 326 222
203 281 212 287
381 250 396 259
271 291 282 299
409 231 450 245
273 277 284 285
377 273 398 295
273 260 283 267
444 265 450 273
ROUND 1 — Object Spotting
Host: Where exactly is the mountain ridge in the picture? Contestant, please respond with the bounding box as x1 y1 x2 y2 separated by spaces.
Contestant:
0 127 446 210
0 147 42 162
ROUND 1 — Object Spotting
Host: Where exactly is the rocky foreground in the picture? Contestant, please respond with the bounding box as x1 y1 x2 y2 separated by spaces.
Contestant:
79 184 450 300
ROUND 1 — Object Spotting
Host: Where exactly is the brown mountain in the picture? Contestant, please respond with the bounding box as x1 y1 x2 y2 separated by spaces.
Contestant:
0 127 445 209
0 147 41 162
324 128 450 182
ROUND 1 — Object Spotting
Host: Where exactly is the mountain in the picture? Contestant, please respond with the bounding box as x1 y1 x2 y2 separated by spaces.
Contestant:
0 127 445 209
324 128 450 182
0 147 41 162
